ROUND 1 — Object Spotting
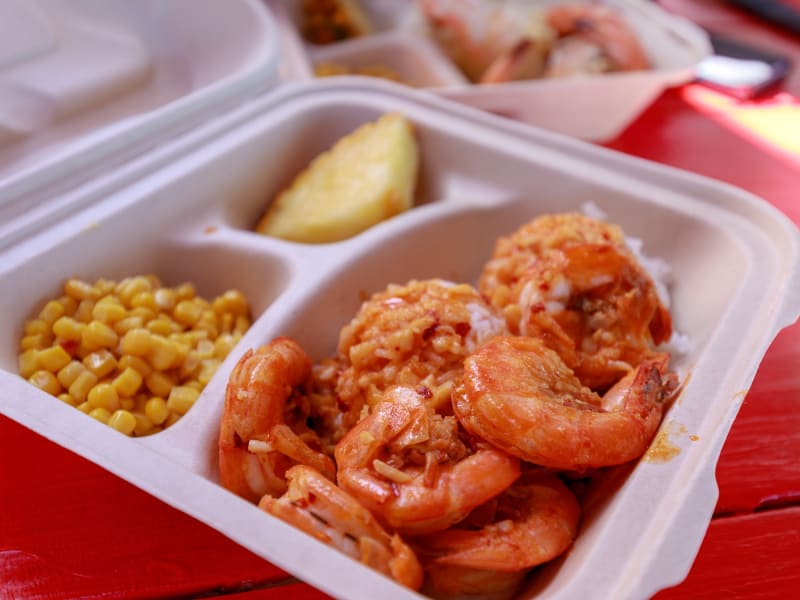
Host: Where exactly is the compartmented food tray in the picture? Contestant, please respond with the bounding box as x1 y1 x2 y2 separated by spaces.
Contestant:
268 0 712 141
2 79 799 599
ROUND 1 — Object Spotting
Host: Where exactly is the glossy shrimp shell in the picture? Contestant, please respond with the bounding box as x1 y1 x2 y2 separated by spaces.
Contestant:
218 337 336 502
335 386 521 535
259 465 424 590
453 335 674 471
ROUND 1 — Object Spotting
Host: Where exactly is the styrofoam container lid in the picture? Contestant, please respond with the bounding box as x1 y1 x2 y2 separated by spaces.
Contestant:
270 0 712 142
0 0 280 246
1 78 799 600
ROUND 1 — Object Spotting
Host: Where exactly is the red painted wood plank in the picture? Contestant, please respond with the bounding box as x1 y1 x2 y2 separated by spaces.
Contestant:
0 415 292 600
655 507 800 599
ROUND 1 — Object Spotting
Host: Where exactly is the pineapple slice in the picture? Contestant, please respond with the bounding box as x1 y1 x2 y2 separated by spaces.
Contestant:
255 113 419 244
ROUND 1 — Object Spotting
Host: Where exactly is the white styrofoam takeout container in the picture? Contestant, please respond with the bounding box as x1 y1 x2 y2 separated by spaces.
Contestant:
2 68 800 599
0 0 280 250
268 0 713 142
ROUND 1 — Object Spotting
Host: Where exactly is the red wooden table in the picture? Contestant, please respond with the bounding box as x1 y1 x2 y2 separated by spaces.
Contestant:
2 1 800 599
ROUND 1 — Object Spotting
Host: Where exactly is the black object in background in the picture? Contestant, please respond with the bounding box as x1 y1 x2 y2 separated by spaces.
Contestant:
695 33 792 99
727 0 800 36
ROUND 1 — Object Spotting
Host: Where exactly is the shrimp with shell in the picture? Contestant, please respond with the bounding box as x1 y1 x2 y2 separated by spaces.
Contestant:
218 337 336 502
479 213 672 391
414 472 581 599
335 385 521 535
453 335 677 471
259 464 424 590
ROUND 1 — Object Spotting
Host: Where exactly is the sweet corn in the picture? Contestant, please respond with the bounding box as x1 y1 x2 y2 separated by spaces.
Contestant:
132 412 154 436
131 291 159 312
18 349 40 379
57 361 86 388
144 397 169 425
69 370 98 402
77 401 93 413
83 349 117 379
64 278 97 301
87 383 120 412
57 295 78 316
92 298 126 324
57 393 76 407
89 407 111 424
82 320 119 351
121 328 152 356
74 299 95 323
117 354 152 378
52 316 85 341
147 335 183 370
24 318 50 336
174 300 203 326
146 317 172 337
39 300 66 324
37 345 72 372
144 369 174 398
113 367 143 397
108 410 137 435
120 397 136 411
154 288 177 311
113 315 144 335
164 412 182 428
29 370 62 395
166 386 199 415
175 282 196 300
119 276 153 307
20 333 51 351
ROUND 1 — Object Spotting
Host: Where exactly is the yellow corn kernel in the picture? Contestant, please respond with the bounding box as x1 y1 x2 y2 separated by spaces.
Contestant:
154 288 177 311
195 339 216 359
108 410 137 435
77 401 92 413
117 354 152 378
52 316 85 341
113 315 144 335
121 328 152 356
69 370 98 402
36 345 72 372
164 412 182 428
20 333 52 351
234 315 251 335
93 278 117 297
144 370 174 398
214 334 238 359
173 299 203 326
219 313 234 334
24 318 50 336
64 278 97 301
175 282 196 300
89 407 111 424
81 320 119 351
222 289 250 317
144 396 169 425
57 393 76 407
146 317 172 337
166 386 199 415
29 370 62 395
183 380 203 391
75 299 95 323
113 367 143 397
92 298 126 324
179 352 201 380
119 276 153 307
57 295 79 316
132 412 154 436
18 349 40 379
39 300 66 324
87 383 120 412
129 306 156 323
148 336 185 371
82 349 117 379
131 291 159 313
194 318 218 340
120 397 136 411
57 361 86 388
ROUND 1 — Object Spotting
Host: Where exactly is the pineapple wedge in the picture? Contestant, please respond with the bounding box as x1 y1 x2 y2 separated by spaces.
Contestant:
255 113 419 244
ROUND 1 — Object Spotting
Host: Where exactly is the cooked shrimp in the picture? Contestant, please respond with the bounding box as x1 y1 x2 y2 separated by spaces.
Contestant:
544 3 649 77
335 385 521 535
259 465 424 590
453 336 676 471
418 0 556 83
415 473 580 598
218 337 336 502
479 214 672 390
337 279 507 413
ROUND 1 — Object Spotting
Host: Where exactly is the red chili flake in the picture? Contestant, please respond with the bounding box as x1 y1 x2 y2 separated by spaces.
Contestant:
416 386 433 399
422 323 439 340
454 322 471 337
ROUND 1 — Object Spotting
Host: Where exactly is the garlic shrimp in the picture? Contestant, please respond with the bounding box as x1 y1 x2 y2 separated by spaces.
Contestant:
453 336 676 471
218 337 336 502
335 385 521 535
260 465 424 590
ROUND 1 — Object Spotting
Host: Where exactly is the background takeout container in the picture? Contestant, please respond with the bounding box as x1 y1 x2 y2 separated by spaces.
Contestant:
268 0 713 142
1 2 799 599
